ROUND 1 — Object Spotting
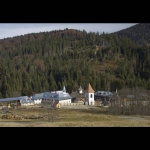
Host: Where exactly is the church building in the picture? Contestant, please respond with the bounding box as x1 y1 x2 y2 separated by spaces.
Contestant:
84 83 95 105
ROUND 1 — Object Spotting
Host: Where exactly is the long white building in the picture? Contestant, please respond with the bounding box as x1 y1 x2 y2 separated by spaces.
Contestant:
31 86 72 105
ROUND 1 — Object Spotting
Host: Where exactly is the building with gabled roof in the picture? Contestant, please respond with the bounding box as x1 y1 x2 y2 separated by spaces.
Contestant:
0 96 30 108
31 93 44 104
84 83 95 105
42 86 72 105
70 85 85 103
0 96 29 103
43 91 72 105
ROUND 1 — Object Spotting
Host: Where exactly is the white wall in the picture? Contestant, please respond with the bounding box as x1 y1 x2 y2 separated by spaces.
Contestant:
34 99 42 104
21 102 34 106
85 93 95 105
21 99 71 105
79 90 83 94
59 99 71 104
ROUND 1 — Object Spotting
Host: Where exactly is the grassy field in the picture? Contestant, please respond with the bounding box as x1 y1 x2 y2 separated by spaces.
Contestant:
0 105 150 127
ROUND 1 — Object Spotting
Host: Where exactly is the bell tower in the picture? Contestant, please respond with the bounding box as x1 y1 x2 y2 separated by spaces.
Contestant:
62 86 67 93
78 85 83 94
84 83 95 105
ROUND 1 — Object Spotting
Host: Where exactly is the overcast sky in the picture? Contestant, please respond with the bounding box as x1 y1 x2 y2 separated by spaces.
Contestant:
0 23 138 40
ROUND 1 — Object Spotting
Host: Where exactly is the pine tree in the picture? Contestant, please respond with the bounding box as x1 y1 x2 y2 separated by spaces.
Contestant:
49 72 57 91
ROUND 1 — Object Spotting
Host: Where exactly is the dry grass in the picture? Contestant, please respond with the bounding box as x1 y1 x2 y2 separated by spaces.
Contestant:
0 105 150 127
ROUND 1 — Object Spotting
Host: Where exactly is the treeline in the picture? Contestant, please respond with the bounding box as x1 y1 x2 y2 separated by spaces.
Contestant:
113 23 150 45
109 87 150 116
0 27 150 98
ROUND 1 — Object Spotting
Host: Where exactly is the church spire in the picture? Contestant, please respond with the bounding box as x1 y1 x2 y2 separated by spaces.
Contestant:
62 86 66 92
78 85 83 94
84 83 95 93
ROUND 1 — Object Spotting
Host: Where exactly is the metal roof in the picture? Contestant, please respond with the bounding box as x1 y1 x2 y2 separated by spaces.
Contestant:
43 92 57 99
31 93 44 100
54 92 72 100
62 86 66 92
94 91 114 96
0 96 29 102
43 91 72 101
78 85 83 91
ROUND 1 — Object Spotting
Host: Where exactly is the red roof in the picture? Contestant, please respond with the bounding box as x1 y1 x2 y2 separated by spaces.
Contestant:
84 83 95 93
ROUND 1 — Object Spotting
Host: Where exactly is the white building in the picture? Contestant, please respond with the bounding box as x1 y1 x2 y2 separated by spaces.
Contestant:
31 93 44 104
30 86 72 105
20 96 34 106
84 83 95 105
42 86 72 105
0 96 34 107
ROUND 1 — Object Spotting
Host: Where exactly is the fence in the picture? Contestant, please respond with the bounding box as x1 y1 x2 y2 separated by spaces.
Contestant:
108 98 150 116
60 102 84 106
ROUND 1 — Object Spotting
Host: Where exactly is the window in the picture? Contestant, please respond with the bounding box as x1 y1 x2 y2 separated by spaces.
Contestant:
91 94 92 98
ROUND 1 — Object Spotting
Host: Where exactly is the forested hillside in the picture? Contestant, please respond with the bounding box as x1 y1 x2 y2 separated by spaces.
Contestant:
0 25 150 98
112 23 150 45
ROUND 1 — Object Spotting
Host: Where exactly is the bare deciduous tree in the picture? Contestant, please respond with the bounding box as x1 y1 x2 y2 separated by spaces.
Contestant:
109 87 150 116
41 99 60 122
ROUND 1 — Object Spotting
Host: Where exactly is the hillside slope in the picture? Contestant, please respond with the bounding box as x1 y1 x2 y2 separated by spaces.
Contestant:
0 27 150 98
112 23 150 45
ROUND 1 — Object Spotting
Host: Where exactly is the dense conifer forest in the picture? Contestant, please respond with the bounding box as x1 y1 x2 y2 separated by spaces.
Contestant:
0 23 150 98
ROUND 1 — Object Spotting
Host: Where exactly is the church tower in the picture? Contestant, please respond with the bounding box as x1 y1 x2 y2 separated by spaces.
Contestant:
78 85 83 94
84 83 95 105
62 86 67 93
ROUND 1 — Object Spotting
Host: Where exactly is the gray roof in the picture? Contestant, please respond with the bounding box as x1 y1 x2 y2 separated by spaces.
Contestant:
31 93 44 100
55 92 72 100
0 96 29 102
43 92 57 99
94 91 114 96
78 86 83 91
43 91 72 101
62 86 66 92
